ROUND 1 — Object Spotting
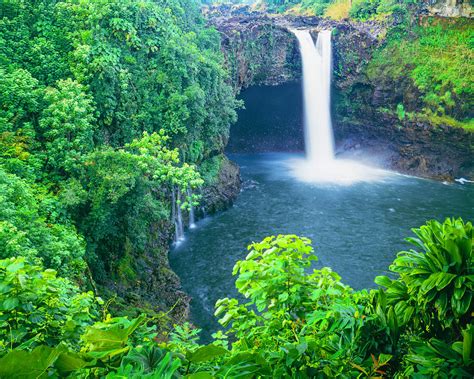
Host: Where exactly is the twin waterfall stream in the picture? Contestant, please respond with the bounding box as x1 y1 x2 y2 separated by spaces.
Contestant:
293 30 334 165
291 29 383 184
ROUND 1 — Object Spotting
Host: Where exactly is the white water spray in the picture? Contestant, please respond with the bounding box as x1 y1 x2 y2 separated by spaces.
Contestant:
291 29 386 184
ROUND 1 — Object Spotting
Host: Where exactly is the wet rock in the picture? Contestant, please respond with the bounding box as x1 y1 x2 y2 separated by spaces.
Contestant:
425 0 473 18
335 118 474 180
101 219 191 324
214 18 302 90
201 155 242 214
243 179 259 190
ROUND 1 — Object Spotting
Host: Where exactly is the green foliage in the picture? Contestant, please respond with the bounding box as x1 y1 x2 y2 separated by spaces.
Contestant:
39 79 95 178
0 257 97 355
399 330 473 378
0 218 472 377
348 0 409 21
375 218 473 336
214 235 384 377
396 103 405 121
0 0 237 287
107 348 182 379
349 0 380 19
0 169 86 277
375 218 473 377
199 154 223 185
0 67 43 180
263 0 335 16
80 131 203 281
367 17 473 125
0 345 65 378
260 0 414 17
0 257 181 377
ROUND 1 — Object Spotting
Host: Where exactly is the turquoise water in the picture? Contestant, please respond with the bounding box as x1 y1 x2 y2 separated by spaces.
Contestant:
170 153 473 339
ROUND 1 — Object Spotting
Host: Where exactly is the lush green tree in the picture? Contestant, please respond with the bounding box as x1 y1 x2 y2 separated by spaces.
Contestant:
39 79 96 179
0 68 42 180
0 0 238 289
0 169 86 277
77 132 203 281
214 235 387 377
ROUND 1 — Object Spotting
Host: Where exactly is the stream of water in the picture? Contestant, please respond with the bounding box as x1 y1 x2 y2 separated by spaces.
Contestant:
170 154 474 339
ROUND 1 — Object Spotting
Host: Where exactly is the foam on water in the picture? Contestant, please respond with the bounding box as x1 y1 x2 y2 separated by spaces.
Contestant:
288 157 388 185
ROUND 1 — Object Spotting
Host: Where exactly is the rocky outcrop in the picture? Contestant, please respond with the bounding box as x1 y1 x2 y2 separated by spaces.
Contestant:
207 4 390 90
425 0 473 18
211 14 301 90
330 16 474 180
335 116 474 180
100 219 191 325
201 155 242 214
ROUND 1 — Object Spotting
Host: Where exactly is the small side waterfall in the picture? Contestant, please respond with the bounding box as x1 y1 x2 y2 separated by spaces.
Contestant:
172 187 185 243
290 29 384 184
187 188 196 229
293 29 334 165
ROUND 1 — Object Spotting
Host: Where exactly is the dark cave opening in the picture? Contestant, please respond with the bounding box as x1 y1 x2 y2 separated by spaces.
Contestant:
227 81 304 153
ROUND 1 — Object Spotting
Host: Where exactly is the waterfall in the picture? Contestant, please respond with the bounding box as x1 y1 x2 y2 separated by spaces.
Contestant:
187 188 196 229
290 29 384 184
173 187 185 243
293 29 335 166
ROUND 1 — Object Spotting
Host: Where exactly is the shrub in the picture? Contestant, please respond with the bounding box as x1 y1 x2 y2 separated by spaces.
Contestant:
215 235 384 377
0 257 98 355
324 0 351 20
375 218 473 337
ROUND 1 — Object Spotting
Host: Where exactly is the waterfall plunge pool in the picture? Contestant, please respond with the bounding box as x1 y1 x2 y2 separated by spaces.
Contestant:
170 152 474 340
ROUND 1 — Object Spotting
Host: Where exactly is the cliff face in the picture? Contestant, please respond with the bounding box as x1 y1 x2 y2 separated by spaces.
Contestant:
103 153 241 323
425 0 473 18
331 17 473 180
210 15 301 90
209 8 473 180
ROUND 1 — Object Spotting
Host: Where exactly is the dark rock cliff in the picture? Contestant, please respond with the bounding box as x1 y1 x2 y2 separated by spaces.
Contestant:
201 155 242 214
210 14 301 90
330 19 474 180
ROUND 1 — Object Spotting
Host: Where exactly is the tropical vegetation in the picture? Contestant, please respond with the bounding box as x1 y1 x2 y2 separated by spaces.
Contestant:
0 0 238 293
0 218 472 377
1 0 473 377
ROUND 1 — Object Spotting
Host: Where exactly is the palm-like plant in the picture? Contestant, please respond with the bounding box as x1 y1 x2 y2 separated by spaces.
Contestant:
376 218 473 337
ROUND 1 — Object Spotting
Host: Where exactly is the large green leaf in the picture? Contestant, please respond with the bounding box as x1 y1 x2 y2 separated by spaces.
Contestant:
0 346 62 378
461 325 473 365
187 344 228 364
82 314 146 352
54 351 96 374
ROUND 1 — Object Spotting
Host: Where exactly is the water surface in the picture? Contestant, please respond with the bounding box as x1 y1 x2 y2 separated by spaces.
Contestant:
170 153 473 339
